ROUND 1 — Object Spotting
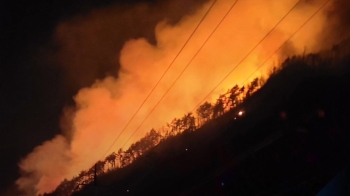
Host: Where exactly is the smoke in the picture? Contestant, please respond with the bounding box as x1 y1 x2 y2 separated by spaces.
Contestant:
16 136 73 195
15 0 345 195
320 0 350 47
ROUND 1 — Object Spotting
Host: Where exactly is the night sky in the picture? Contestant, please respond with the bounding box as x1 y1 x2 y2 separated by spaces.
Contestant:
0 0 209 193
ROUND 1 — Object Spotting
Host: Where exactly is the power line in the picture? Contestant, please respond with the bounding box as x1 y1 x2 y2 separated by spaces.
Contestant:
191 0 303 113
70 0 331 194
120 0 240 150
101 0 217 158
239 0 331 86
126 0 303 161
128 0 332 193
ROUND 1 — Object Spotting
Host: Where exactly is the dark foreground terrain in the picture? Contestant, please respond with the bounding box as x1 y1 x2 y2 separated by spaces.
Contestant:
72 54 350 196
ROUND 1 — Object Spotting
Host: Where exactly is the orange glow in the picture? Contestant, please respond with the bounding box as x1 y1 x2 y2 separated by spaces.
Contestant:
16 0 334 194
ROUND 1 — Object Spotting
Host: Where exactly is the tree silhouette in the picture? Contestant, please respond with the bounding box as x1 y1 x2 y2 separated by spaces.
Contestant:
87 166 95 181
145 128 161 147
196 101 213 126
121 149 133 167
239 86 245 102
181 112 196 132
159 126 170 140
116 148 124 168
105 152 117 170
132 141 143 157
53 178 75 195
48 39 350 196
246 78 259 98
77 170 89 185
227 85 240 108
175 119 182 134
168 118 182 135
213 96 225 118
95 160 106 175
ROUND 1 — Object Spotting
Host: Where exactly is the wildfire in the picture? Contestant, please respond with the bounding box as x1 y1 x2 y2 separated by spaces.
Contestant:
16 0 334 195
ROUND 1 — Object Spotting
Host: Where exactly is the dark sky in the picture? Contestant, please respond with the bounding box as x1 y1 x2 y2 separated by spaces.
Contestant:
1 0 349 194
0 0 208 193
1 0 72 192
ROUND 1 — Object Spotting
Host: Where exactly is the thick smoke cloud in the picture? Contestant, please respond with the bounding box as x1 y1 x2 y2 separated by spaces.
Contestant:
16 136 72 195
15 0 347 195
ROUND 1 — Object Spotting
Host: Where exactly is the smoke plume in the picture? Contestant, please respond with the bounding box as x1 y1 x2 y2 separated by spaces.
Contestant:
16 0 347 195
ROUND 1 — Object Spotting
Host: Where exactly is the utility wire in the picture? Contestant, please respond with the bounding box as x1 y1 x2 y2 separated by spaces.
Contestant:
239 0 331 86
74 0 330 193
191 0 303 113
183 2 332 193
127 1 332 193
120 0 240 150
101 0 217 158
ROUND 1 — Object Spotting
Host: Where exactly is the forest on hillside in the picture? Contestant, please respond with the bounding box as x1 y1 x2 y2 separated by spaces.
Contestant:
42 38 350 196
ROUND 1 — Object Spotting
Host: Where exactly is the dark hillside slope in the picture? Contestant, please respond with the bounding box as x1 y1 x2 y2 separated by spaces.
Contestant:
73 53 350 196
188 73 350 195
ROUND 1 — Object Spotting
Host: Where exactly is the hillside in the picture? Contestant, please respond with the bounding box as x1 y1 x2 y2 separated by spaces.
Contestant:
47 41 350 196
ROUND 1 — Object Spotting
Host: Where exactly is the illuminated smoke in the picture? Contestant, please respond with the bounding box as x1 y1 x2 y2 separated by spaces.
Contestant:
16 0 345 195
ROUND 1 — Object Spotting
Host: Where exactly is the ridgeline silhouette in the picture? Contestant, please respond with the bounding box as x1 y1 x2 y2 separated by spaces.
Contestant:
42 38 350 196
